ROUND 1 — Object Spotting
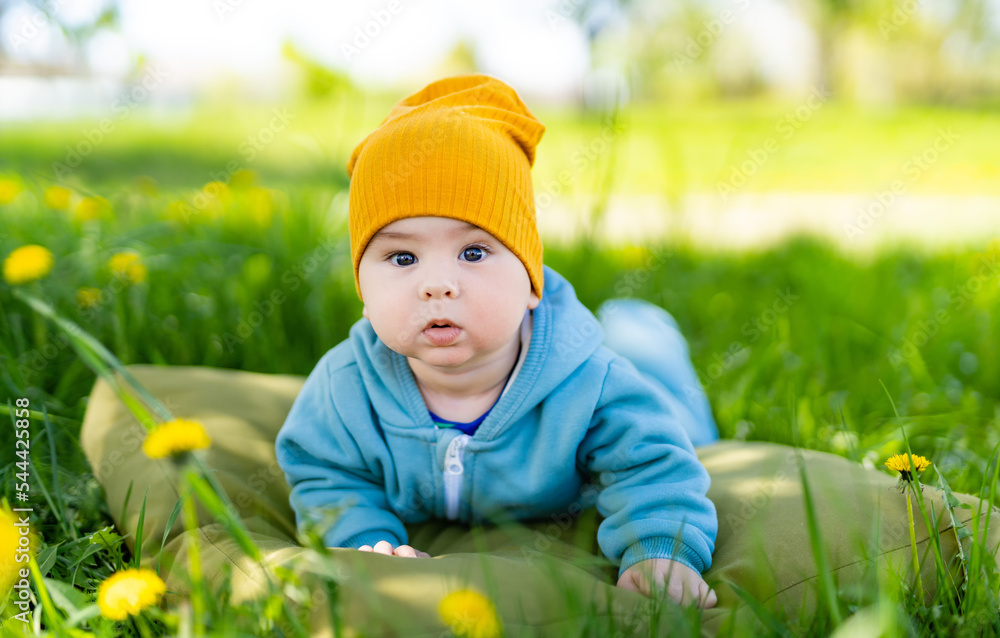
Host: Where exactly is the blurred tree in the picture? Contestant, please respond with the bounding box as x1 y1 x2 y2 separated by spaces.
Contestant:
562 0 763 103
789 0 998 101
281 41 356 101
434 38 479 77
0 0 120 75
561 0 999 104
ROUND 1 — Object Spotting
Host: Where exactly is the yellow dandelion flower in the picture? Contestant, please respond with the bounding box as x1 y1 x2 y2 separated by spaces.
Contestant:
142 419 211 459
191 181 230 220
1 508 22 598
108 251 148 284
202 180 231 203
621 245 652 269
247 187 274 226
165 200 196 223
76 287 103 310
885 453 932 482
3 245 54 285
96 568 166 620
439 589 502 638
0 178 22 205
1 507 37 599
205 180 229 194
75 196 109 222
44 186 72 210
229 169 257 190
134 175 158 196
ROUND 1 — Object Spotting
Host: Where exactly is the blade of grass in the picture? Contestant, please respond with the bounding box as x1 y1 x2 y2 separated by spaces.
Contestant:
42 406 75 540
28 554 67 635
119 479 134 535
967 440 1000 617
27 429 72 542
12 289 172 425
879 380 950 605
132 488 149 568
35 544 60 578
980 440 1000 552
0 404 79 430
795 449 843 624
723 579 794 637
158 486 193 574
184 467 262 562
182 489 206 635
936 472 971 587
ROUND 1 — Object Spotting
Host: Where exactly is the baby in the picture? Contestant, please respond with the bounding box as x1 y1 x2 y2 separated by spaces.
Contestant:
276 74 719 608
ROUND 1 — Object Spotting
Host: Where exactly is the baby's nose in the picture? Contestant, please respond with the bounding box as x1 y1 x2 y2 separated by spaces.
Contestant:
423 285 455 298
420 275 459 299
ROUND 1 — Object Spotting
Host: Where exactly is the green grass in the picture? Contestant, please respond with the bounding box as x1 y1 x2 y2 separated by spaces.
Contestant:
3 95 1000 198
1 101 999 635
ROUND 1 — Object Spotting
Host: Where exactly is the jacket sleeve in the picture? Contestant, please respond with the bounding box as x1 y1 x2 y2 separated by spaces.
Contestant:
275 356 408 550
576 357 717 577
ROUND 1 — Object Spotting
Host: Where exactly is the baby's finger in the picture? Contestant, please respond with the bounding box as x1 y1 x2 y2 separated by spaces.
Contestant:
358 545 373 552
616 572 646 597
415 550 431 558
372 540 394 555
393 545 417 558
700 584 718 609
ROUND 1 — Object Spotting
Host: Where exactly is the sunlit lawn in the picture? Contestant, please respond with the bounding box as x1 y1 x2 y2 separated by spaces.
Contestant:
1 97 998 635
3 96 1000 196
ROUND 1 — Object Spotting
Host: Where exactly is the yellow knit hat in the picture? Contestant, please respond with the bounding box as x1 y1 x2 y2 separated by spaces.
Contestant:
347 73 546 301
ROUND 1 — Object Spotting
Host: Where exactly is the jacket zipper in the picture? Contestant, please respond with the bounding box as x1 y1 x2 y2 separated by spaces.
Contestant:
443 434 471 520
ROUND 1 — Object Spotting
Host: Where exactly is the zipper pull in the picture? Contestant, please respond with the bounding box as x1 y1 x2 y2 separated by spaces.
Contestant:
443 434 471 520
444 434 469 475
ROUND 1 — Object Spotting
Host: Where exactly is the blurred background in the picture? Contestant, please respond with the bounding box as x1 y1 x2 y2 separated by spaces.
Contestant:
3 6 1000 631
2 0 1000 250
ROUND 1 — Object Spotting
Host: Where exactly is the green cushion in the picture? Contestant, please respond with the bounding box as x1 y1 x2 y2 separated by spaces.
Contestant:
81 365 1000 635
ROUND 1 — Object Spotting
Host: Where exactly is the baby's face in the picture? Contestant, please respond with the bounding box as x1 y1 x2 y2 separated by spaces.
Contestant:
358 216 540 371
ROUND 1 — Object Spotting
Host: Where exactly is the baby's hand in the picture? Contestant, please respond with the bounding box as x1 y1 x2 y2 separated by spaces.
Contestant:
617 558 717 609
357 539 431 558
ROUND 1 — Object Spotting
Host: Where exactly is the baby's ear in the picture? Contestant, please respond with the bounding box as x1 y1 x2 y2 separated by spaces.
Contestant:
527 290 541 310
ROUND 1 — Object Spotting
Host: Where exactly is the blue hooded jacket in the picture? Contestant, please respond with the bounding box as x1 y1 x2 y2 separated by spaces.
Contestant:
275 265 717 576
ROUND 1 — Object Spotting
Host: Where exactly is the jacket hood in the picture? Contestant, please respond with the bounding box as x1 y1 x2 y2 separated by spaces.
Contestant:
348 265 605 436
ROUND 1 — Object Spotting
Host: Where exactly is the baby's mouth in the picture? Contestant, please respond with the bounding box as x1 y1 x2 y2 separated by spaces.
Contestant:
422 319 460 331
421 320 462 345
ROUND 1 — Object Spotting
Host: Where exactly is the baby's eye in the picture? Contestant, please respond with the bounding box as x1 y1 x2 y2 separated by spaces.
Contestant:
389 252 415 266
461 245 489 262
